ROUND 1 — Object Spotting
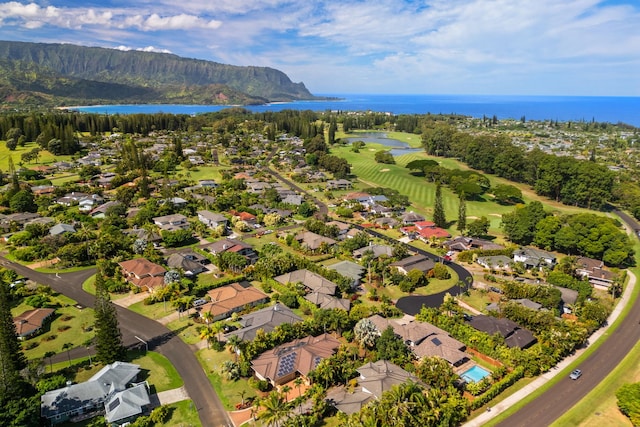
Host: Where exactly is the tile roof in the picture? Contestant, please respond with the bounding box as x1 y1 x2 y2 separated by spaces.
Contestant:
202 282 268 319
251 333 339 385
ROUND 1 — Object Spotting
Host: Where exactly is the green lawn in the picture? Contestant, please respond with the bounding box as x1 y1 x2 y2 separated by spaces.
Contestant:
81 274 130 300
175 164 229 182
14 298 95 360
331 136 594 235
156 400 202 427
0 141 74 171
196 347 259 411
166 316 204 345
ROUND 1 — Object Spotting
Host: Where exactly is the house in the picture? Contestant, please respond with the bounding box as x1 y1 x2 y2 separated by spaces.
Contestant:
198 179 218 188
274 269 349 310
326 179 352 190
246 181 272 194
326 220 351 238
513 247 557 270
467 315 537 349
251 333 340 386
200 282 269 321
282 194 304 205
1 212 42 229
294 231 337 252
230 211 257 225
197 210 228 229
390 254 435 275
353 244 394 260
89 200 122 219
400 220 451 240
31 184 56 196
225 303 302 342
476 255 513 270
400 211 425 225
201 239 259 265
367 315 469 366
443 236 505 252
153 214 190 231
49 223 76 236
41 361 150 426
13 308 55 339
327 360 418 415
118 258 167 292
275 269 337 296
370 217 398 229
161 197 188 208
166 252 207 276
124 228 162 245
55 192 90 206
327 261 365 288
575 256 617 288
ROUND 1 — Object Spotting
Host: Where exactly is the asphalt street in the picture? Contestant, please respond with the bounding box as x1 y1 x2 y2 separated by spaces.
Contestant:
1 257 232 427
496 211 640 426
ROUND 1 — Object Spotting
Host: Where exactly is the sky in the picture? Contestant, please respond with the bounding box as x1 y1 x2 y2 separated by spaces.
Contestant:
0 0 638 96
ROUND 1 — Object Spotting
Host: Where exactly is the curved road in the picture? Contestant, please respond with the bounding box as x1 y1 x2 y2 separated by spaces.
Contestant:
496 211 640 427
1 258 231 427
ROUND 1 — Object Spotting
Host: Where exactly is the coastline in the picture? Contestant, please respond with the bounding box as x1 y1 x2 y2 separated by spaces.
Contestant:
58 94 640 126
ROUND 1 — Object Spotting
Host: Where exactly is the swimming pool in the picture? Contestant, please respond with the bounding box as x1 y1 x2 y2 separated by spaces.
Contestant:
460 365 491 383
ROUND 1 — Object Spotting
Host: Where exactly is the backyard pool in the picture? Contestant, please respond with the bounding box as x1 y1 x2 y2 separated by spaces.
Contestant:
460 365 491 383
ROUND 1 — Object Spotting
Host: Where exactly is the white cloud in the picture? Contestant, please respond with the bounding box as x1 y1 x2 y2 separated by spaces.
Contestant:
114 45 172 54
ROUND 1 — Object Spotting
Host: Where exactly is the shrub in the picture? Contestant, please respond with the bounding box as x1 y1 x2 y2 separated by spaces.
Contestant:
616 382 640 426
57 325 71 332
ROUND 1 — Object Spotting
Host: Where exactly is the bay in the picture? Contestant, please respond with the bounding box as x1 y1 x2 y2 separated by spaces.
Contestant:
71 94 640 126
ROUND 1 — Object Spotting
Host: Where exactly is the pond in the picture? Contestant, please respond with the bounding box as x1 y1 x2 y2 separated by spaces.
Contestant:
343 133 422 156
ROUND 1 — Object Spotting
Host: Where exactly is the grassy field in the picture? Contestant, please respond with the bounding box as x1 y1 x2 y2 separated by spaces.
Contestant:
0 140 75 170
13 295 96 360
196 347 259 411
331 134 594 236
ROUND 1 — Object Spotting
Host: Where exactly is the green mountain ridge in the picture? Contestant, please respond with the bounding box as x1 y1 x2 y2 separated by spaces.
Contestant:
0 40 317 108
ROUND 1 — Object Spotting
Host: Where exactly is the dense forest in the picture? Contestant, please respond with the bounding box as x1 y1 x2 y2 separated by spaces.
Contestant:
0 40 317 107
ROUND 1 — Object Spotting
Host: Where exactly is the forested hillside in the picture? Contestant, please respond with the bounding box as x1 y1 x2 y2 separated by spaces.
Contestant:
0 40 316 107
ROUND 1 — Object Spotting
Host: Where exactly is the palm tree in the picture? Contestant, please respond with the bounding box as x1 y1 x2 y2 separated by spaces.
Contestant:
201 311 214 330
44 351 56 373
62 343 73 367
281 385 292 402
238 390 247 407
293 377 304 414
226 334 242 362
199 327 215 349
259 391 291 427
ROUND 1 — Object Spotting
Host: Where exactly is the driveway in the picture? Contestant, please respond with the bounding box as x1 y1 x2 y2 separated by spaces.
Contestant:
1 257 232 427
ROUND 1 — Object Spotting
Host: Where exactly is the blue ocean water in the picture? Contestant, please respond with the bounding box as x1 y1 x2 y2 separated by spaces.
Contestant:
71 94 640 127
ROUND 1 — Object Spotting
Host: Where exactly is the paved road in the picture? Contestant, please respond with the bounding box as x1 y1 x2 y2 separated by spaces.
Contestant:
358 226 473 312
496 211 640 427
2 257 232 427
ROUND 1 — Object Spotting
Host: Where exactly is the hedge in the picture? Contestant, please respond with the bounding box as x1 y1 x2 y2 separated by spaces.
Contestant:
469 366 525 410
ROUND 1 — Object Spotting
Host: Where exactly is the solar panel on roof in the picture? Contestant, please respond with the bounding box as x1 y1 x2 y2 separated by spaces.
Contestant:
276 352 297 377
313 356 323 368
431 337 442 346
107 398 120 412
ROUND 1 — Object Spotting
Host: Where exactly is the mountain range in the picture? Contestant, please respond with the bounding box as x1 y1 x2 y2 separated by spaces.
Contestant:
0 40 317 108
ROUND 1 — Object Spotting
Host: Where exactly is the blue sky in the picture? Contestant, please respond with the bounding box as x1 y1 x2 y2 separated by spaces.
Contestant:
0 0 638 96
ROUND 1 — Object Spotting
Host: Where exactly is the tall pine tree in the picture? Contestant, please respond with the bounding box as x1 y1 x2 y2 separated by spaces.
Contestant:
0 281 27 400
457 193 467 233
94 271 126 364
433 183 447 228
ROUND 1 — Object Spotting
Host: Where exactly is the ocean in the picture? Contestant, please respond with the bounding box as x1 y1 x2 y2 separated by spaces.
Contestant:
71 94 640 127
